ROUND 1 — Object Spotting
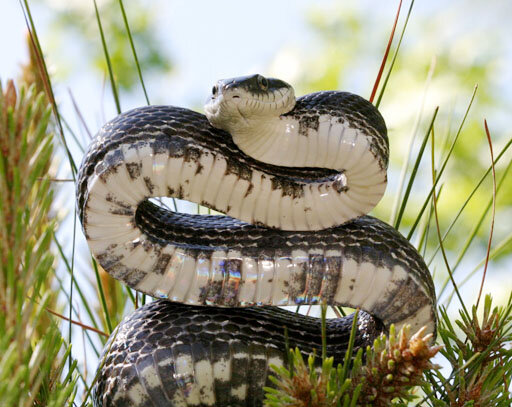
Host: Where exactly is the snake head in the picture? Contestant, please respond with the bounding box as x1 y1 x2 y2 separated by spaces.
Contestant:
204 74 295 134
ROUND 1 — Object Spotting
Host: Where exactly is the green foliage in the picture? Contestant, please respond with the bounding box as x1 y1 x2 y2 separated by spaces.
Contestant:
264 348 356 407
0 304 77 407
425 294 512 406
264 308 362 407
47 0 172 92
0 80 77 406
265 295 512 406
350 325 440 406
264 320 441 407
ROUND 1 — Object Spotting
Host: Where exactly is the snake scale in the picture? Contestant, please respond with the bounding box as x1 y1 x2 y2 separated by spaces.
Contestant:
76 74 437 406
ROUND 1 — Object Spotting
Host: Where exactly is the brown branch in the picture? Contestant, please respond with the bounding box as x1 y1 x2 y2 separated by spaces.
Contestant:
37 177 74 182
68 88 92 140
46 307 109 338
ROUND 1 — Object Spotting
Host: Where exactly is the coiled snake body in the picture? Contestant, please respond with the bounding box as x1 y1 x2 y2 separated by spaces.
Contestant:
77 75 437 406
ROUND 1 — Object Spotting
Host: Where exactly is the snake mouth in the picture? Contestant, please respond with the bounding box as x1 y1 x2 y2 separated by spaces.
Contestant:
204 93 246 130
203 95 221 121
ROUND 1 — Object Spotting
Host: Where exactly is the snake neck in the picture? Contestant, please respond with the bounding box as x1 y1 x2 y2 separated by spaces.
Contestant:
228 112 380 176
228 115 296 167
230 114 353 170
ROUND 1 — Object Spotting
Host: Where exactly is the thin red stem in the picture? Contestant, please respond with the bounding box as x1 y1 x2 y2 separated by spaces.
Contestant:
46 307 109 338
370 0 403 103
476 120 496 309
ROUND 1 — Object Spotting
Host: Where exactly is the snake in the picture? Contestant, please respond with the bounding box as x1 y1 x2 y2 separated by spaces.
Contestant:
76 74 437 406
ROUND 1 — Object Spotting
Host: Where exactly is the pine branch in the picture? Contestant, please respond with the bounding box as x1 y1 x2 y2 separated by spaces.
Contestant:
264 323 441 407
0 78 77 406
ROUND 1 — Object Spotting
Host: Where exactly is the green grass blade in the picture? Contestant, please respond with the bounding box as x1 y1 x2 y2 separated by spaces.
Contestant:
427 135 512 266
92 258 113 334
341 308 359 381
126 285 137 306
389 56 436 226
430 122 469 319
394 107 438 230
68 207 78 370
93 0 121 114
321 304 327 362
437 157 511 300
475 120 496 309
406 85 478 240
118 0 150 105
416 184 441 256
53 235 100 331
60 115 86 153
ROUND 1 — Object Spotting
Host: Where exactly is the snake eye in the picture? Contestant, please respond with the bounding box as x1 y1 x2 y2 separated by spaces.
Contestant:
212 85 218 96
257 75 268 90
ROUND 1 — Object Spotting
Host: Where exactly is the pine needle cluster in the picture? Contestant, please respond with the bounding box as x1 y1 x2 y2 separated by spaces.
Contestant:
427 294 512 406
264 322 441 407
351 325 441 406
0 79 77 406
265 348 346 407
265 293 512 407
